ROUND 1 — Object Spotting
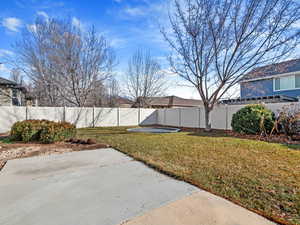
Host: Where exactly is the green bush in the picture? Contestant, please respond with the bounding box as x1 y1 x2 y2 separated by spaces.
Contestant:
11 121 26 141
10 120 76 143
11 120 44 142
231 104 275 134
40 122 76 143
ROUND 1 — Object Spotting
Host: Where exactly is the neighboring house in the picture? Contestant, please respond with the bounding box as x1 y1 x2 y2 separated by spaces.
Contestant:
114 97 134 108
0 77 26 106
133 96 202 108
25 94 38 107
0 77 37 106
240 59 300 100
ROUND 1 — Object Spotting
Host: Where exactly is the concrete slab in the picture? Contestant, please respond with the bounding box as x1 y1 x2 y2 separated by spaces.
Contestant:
122 191 275 225
0 149 132 185
0 149 197 225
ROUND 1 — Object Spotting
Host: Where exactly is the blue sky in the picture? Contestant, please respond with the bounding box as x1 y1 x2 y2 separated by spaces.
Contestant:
0 0 200 98
0 1 300 100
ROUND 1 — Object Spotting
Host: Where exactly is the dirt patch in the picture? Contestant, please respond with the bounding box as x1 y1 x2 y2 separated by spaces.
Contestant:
0 141 110 171
226 131 300 145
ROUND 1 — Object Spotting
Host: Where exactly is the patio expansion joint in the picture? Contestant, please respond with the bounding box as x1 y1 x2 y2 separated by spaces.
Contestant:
118 190 201 225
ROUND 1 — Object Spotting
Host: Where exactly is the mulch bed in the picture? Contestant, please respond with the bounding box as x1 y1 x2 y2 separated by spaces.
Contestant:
227 131 300 145
150 124 300 145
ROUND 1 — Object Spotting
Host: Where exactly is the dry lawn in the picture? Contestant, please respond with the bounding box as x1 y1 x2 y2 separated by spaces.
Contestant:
77 127 300 225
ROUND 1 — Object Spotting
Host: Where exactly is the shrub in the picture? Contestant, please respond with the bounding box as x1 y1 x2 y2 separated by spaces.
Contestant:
11 121 27 141
10 120 76 143
21 121 39 142
40 122 76 143
276 104 300 137
11 120 44 142
231 104 275 135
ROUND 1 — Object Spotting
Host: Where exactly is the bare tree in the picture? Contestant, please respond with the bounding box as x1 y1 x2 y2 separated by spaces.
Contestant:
84 80 107 107
126 49 167 107
10 68 24 85
106 78 120 107
13 17 116 107
162 0 300 131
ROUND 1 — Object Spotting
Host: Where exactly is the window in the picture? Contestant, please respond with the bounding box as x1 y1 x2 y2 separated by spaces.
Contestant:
12 89 20 106
274 74 300 91
296 75 300 88
12 89 18 98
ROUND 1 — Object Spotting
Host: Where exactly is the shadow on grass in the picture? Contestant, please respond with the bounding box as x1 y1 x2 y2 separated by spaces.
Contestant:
186 131 230 138
77 128 139 137
0 136 13 144
283 144 300 150
188 131 300 150
80 132 132 136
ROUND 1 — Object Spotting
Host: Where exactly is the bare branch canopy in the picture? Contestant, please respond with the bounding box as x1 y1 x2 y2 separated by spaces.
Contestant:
13 17 116 107
162 0 300 130
126 49 168 107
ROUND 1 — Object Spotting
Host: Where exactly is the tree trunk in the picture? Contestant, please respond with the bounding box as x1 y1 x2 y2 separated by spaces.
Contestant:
204 106 211 132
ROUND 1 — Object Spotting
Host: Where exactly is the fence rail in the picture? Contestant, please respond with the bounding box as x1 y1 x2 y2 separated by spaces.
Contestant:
156 102 299 130
0 106 157 133
0 102 297 133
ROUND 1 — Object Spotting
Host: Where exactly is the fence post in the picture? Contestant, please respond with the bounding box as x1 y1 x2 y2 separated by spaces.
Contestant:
92 106 95 128
164 109 167 125
63 106 66 122
198 107 201 128
225 104 228 130
179 108 182 127
117 107 120 126
26 105 29 120
138 107 141 125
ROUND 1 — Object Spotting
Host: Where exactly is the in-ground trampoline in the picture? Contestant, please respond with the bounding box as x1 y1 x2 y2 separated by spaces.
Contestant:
127 127 181 133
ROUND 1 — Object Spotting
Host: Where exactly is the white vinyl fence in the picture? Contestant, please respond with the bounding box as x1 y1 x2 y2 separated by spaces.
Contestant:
0 102 298 133
157 102 300 130
0 106 157 133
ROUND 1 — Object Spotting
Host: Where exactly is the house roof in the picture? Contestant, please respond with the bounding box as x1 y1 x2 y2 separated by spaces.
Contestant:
115 97 134 105
135 96 202 107
241 58 300 82
0 77 17 86
0 77 27 93
168 96 202 107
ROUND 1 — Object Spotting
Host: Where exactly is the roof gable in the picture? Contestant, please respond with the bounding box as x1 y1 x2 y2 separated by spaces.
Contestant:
242 59 300 82
135 96 202 107
171 96 202 106
116 97 133 105
0 77 17 86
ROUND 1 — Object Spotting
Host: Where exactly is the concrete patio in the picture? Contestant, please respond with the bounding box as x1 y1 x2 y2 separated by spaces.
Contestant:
0 148 275 225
